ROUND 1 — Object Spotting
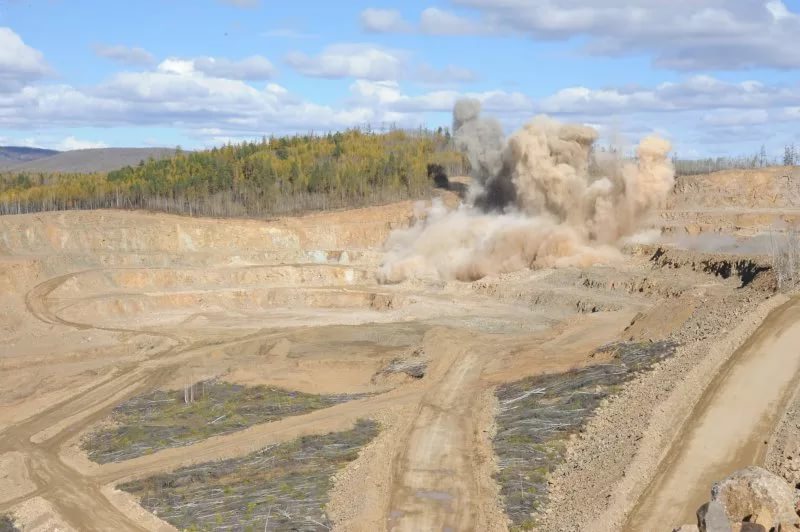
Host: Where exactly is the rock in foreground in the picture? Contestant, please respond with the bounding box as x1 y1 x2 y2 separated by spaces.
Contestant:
675 466 800 532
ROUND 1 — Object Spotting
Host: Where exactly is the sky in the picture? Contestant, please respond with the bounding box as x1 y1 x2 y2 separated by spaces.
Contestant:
2 0 800 158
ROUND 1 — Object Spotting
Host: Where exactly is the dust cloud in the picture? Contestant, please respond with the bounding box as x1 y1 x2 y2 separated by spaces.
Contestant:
379 99 674 283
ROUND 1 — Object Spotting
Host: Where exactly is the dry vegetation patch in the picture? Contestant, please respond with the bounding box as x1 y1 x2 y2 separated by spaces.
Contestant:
372 347 428 384
82 380 368 463
0 515 17 532
493 341 677 530
119 419 379 531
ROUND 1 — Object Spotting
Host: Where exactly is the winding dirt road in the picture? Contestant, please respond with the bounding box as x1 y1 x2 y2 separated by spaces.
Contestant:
1 271 315 530
625 296 800 531
4 268 500 531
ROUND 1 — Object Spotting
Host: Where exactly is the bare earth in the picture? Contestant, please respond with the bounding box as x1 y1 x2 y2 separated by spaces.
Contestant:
1 168 799 531
626 296 800 530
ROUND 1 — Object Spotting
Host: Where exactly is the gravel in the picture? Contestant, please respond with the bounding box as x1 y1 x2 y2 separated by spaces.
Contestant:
536 288 785 531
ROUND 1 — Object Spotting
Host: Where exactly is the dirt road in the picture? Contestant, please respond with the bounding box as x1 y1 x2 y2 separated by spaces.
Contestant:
3 202 775 531
386 330 494 532
625 296 800 531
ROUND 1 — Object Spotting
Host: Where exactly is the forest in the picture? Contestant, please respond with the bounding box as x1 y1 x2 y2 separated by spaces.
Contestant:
0 128 466 217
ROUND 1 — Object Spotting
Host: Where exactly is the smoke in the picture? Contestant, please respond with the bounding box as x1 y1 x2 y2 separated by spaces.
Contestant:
379 99 674 283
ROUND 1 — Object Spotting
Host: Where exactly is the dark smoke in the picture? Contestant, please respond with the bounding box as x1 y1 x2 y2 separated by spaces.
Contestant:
378 99 674 283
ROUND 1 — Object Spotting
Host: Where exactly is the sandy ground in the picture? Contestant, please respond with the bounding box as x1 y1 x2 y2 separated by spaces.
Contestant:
9 497 76 532
0 452 36 504
0 169 798 531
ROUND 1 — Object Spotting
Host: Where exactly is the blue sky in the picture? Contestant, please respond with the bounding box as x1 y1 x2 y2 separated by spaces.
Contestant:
2 0 800 158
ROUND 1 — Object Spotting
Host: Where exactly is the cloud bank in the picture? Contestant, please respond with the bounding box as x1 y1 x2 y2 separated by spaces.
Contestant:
362 1 800 70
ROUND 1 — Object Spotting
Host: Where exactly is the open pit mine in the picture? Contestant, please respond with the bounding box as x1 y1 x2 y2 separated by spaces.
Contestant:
2 156 800 531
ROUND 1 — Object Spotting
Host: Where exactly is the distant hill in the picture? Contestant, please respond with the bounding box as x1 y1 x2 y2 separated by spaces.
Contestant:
1 147 178 173
0 146 60 169
0 130 462 218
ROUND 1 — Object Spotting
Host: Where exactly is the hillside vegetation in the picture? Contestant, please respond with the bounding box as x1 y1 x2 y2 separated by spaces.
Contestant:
0 129 465 217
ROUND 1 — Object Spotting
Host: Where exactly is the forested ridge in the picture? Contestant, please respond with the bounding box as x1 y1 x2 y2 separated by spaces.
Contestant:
0 128 466 217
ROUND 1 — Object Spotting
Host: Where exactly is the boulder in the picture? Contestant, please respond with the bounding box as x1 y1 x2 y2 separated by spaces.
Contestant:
711 466 800 530
697 500 733 532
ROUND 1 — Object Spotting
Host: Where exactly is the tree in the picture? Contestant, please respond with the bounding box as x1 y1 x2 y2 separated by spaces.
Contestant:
0 127 457 217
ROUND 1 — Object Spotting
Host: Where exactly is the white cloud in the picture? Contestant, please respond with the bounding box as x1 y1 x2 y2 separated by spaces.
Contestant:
782 107 800 120
2 38 800 155
93 44 155 66
0 52 526 139
540 86 663 114
0 27 50 92
0 64 376 136
152 56 274 81
539 76 800 115
766 0 797 20
0 135 39 148
360 8 412 33
4 67 798 139
420 7 485 35
359 7 489 36
56 136 109 151
156 58 195 76
417 64 478 84
702 109 770 127
365 1 800 70
285 44 476 84
217 0 260 8
349 80 532 114
285 44 404 81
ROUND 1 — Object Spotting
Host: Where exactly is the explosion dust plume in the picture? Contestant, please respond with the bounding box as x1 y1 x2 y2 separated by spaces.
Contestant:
379 99 674 283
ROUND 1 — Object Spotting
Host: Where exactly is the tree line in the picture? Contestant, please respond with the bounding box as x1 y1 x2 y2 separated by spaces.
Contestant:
673 144 799 176
0 128 468 217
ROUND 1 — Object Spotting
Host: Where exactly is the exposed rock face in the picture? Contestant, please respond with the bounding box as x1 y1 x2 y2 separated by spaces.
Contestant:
676 466 800 532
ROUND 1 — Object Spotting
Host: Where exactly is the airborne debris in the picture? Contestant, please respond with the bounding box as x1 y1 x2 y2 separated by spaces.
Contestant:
379 99 674 283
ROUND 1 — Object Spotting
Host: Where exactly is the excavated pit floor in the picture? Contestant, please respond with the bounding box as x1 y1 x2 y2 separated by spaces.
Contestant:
0 180 792 532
